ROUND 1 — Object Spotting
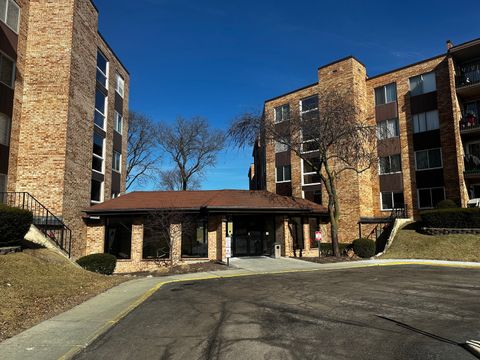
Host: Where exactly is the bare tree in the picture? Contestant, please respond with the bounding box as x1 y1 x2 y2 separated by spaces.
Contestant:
157 117 225 191
126 111 160 191
143 209 184 269
228 89 377 257
158 169 202 191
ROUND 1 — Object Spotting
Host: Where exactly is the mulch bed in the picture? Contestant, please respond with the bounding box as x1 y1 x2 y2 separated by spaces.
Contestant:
123 261 229 277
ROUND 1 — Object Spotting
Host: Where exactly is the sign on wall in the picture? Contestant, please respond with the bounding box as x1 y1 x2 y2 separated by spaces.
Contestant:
226 237 232 258
315 231 322 242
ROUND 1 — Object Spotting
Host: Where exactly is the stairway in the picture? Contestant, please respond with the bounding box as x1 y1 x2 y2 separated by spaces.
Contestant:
0 192 72 257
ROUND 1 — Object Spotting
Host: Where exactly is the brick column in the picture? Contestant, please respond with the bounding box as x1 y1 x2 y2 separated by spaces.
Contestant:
131 221 144 263
170 223 182 264
283 217 293 257
85 220 105 255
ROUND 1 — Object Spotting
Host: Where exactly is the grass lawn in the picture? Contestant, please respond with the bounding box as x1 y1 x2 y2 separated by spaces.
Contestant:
381 225 480 262
0 248 126 342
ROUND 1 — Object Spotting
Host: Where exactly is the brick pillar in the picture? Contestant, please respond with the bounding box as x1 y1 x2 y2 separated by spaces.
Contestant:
283 217 293 257
207 215 220 261
170 223 182 264
218 217 227 262
303 219 311 253
85 220 105 255
131 221 144 263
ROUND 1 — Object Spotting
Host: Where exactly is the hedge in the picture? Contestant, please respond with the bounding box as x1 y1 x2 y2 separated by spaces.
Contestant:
420 208 480 229
352 238 376 258
319 243 349 256
0 205 33 246
436 199 458 209
77 253 117 275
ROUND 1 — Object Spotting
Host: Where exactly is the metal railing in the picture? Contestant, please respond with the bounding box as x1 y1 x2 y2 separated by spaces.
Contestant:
0 192 72 257
460 116 480 131
390 205 408 220
464 155 480 175
457 62 480 88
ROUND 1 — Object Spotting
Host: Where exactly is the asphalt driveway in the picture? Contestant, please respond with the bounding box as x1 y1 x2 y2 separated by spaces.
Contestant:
75 266 480 359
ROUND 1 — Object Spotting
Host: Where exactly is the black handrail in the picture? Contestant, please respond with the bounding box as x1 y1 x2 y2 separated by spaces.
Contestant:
0 192 72 257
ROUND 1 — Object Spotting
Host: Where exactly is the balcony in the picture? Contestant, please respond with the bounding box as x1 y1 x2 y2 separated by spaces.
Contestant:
456 62 480 98
464 154 480 177
460 114 480 135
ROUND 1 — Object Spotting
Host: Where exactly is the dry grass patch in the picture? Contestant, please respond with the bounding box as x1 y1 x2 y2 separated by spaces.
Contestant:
0 248 126 342
381 227 480 262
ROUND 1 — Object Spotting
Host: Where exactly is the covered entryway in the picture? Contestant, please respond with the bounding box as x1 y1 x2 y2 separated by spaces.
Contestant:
231 215 275 257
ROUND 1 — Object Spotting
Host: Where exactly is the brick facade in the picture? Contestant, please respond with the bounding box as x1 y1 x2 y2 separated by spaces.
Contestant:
2 0 129 258
253 39 480 243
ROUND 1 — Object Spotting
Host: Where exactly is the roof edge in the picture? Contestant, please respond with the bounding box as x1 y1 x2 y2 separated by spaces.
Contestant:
265 82 318 103
98 32 130 76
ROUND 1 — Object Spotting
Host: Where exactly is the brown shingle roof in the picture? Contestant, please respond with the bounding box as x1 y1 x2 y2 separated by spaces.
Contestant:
85 190 327 215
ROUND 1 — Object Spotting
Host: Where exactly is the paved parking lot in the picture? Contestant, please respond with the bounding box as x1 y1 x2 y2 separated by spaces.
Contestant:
75 266 480 359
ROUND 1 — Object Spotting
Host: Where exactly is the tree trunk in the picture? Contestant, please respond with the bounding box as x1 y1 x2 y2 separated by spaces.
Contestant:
182 179 187 191
323 163 341 257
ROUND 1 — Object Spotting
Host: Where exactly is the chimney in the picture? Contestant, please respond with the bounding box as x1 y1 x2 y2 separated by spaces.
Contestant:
446 40 453 50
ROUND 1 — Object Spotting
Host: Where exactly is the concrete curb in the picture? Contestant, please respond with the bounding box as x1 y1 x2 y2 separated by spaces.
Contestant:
1 258 479 360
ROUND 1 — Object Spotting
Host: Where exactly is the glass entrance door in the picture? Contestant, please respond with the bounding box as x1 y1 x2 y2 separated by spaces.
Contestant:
232 216 274 257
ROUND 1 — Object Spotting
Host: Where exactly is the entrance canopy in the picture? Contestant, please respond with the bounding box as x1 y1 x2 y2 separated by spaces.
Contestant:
84 190 328 217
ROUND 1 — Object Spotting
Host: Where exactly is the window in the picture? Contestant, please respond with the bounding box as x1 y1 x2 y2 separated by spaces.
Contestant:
0 112 10 146
379 154 402 174
467 142 480 157
308 218 320 248
94 89 107 129
417 187 445 209
381 192 405 211
181 217 208 258
301 96 319 113
276 165 291 183
0 0 20 33
275 141 288 153
105 218 132 259
113 151 121 172
409 72 436 96
375 83 397 106
92 133 105 173
143 219 171 260
0 173 6 193
377 118 399 140
114 111 123 134
415 148 442 170
303 158 321 185
413 110 439 133
115 73 125 98
0 52 15 87
90 179 103 203
96 50 108 88
274 104 290 123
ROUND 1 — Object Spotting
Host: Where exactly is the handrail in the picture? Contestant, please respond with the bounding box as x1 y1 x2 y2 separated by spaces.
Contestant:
0 192 72 257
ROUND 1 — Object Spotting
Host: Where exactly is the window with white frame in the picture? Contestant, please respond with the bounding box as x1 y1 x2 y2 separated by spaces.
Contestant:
379 154 402 175
375 83 397 106
413 110 439 133
94 89 107 129
276 165 291 183
115 73 125 98
96 50 108 88
0 112 10 146
114 111 123 134
0 173 6 192
376 118 399 140
275 141 288 153
90 179 103 203
417 187 445 209
302 158 321 185
381 192 404 211
415 148 442 170
301 96 318 113
0 52 15 88
274 104 289 123
0 0 20 33
409 72 436 96
92 133 105 173
113 151 121 172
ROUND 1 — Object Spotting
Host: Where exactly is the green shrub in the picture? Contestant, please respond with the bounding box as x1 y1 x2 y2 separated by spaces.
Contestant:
421 208 480 228
77 253 117 275
436 199 458 209
352 238 376 258
319 243 349 256
0 205 33 246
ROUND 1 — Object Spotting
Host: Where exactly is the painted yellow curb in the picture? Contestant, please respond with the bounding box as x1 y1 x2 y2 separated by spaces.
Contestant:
58 260 480 359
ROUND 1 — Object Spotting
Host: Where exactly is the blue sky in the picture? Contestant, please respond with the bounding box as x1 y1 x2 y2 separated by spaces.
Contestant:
94 0 479 190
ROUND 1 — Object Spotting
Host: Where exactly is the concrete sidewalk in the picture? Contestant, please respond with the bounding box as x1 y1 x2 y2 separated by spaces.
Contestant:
0 257 479 360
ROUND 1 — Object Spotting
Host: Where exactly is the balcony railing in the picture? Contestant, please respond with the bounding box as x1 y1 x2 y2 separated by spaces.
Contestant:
460 115 480 132
464 154 480 175
457 62 480 88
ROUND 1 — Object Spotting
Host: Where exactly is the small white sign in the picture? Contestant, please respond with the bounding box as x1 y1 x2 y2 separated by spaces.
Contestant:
226 237 232 258
315 231 322 242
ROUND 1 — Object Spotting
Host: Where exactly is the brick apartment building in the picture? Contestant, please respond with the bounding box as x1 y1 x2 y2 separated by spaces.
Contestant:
0 0 129 257
250 37 480 243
